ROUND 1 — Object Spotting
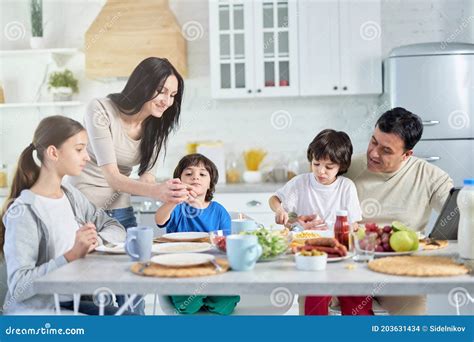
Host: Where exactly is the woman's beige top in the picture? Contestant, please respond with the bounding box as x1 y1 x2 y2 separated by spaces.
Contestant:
70 98 158 210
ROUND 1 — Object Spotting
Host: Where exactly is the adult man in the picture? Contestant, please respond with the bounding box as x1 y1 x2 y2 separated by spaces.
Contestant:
346 107 454 315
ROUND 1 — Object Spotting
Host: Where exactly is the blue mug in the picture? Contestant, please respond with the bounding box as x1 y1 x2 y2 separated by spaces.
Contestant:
231 219 258 234
226 234 262 271
125 226 153 261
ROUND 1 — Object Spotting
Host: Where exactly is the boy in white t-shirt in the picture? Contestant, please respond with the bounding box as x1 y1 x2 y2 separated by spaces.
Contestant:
269 129 373 316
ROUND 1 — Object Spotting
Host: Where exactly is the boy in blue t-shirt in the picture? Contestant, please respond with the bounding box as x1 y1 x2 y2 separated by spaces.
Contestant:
155 153 238 315
155 153 231 235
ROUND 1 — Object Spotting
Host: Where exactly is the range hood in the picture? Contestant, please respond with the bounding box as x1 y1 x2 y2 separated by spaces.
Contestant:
85 0 187 79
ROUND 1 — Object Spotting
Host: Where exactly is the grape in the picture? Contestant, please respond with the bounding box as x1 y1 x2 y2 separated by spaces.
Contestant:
382 235 389 244
383 226 392 233
383 243 391 251
375 245 385 252
359 240 367 250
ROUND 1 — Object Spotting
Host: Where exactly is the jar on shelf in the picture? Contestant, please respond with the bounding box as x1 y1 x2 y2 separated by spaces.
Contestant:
0 164 8 188
226 155 241 184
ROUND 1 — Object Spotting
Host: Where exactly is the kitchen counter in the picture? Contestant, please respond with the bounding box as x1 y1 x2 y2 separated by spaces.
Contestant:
216 182 285 193
34 242 472 298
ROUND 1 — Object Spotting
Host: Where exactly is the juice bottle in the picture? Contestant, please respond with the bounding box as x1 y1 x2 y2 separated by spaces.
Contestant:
334 210 350 249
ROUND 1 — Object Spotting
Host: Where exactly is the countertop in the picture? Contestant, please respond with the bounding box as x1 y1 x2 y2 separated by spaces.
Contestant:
215 182 285 193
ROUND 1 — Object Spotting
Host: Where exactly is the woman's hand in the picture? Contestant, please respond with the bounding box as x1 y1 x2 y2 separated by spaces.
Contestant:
151 179 196 204
64 225 98 262
297 214 328 230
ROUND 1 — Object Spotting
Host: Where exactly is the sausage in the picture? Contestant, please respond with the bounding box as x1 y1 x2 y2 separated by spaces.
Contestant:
310 246 341 255
305 238 337 248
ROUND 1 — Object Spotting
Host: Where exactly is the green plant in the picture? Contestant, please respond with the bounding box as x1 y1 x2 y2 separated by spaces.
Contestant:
48 69 79 93
30 0 43 37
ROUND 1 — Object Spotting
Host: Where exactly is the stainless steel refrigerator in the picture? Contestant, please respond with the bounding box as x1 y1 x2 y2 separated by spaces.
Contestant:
384 42 474 187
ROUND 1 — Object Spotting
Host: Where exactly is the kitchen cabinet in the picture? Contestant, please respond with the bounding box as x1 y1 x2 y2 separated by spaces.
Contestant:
213 192 276 227
209 0 299 98
298 0 382 96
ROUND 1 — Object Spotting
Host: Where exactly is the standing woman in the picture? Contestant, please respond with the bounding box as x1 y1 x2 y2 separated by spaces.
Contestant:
71 57 192 228
71 57 193 314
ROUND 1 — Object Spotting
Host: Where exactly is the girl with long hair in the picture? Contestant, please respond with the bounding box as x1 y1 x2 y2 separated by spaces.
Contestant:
1 116 127 315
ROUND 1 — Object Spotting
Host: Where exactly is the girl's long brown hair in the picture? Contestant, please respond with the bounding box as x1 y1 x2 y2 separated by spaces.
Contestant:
0 115 85 253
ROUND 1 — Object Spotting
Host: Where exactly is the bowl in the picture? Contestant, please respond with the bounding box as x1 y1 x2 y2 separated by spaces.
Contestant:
295 252 327 271
209 231 226 252
242 171 262 183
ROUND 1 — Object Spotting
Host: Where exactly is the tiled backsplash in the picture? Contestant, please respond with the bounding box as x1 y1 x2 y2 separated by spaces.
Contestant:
0 0 472 180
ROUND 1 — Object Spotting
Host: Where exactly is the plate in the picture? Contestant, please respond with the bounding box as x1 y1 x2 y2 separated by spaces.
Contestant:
151 253 215 267
327 253 353 262
162 232 209 242
374 250 417 257
95 242 125 254
152 242 212 254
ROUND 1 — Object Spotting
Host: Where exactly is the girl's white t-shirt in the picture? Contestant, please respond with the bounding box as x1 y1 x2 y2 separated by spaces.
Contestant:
275 173 362 230
35 194 80 302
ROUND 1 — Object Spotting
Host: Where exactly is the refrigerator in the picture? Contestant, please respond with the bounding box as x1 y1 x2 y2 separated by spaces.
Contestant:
384 43 474 315
384 42 474 187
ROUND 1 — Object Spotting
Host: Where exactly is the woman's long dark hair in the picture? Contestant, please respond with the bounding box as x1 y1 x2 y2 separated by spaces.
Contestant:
0 116 85 253
108 57 184 176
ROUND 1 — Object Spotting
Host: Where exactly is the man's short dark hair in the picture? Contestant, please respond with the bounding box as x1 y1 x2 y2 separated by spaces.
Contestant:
376 107 423 150
307 129 353 176
173 153 219 201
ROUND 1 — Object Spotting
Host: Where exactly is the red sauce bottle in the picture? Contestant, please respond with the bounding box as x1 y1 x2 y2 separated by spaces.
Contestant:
334 210 350 249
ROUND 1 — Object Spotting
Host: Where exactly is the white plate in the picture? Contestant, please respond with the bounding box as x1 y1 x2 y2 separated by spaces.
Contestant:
95 242 125 254
327 253 353 262
162 232 209 241
152 242 212 254
151 253 215 267
374 250 417 257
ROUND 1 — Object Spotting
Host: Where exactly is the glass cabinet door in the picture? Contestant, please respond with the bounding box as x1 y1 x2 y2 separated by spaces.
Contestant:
253 0 299 96
210 0 255 98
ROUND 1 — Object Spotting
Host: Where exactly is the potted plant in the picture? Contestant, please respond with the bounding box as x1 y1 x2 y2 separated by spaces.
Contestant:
30 0 44 49
48 69 79 101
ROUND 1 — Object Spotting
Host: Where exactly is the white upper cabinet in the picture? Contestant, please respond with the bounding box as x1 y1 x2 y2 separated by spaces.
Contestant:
298 0 382 96
209 0 299 98
210 0 381 98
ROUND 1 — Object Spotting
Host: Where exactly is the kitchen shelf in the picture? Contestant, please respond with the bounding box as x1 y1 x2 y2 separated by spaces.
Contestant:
0 101 82 109
0 48 79 56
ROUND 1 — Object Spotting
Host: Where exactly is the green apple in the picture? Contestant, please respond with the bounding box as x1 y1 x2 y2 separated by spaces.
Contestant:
389 231 417 252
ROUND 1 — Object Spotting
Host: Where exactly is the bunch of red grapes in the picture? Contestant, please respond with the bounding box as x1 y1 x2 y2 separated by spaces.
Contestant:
364 222 394 252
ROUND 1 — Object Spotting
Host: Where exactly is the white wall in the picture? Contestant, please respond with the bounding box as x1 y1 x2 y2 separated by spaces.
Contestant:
0 0 472 179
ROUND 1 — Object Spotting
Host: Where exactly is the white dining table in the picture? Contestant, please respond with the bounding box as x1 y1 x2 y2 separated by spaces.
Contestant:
33 241 473 315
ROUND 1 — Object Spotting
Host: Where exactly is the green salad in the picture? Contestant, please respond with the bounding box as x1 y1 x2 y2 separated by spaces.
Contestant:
242 227 288 260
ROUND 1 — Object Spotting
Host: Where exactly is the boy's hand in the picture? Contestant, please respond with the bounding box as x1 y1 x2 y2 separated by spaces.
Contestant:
298 214 328 230
275 209 289 225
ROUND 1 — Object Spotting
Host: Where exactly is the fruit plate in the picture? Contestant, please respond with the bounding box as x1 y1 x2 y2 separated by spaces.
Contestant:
327 253 353 262
374 250 418 257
